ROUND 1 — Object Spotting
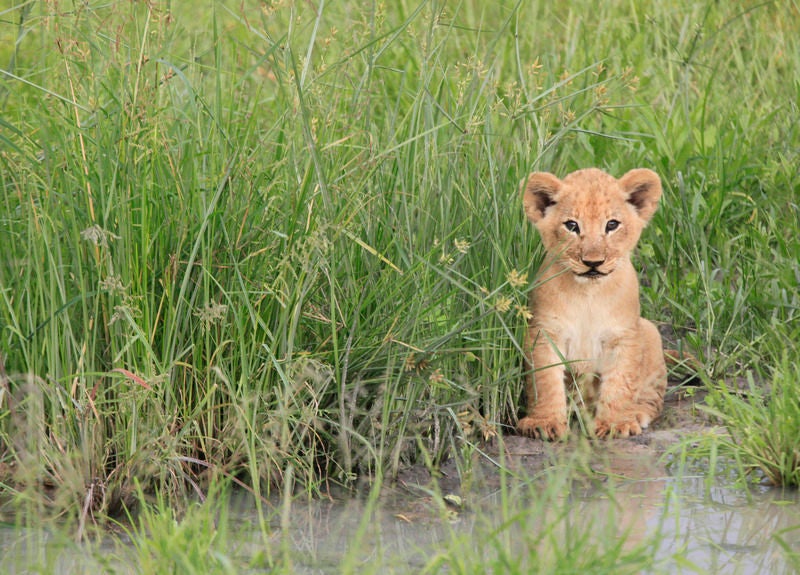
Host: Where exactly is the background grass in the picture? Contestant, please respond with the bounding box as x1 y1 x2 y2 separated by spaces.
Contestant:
1 0 799 527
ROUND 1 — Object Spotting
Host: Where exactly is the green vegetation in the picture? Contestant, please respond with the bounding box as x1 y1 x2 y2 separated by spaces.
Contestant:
0 0 799 569
676 354 800 487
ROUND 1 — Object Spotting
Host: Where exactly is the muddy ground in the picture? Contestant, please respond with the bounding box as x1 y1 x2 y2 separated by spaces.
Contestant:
393 381 719 514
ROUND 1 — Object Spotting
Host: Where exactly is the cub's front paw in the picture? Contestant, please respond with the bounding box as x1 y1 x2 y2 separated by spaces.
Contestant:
517 416 568 441
593 418 643 439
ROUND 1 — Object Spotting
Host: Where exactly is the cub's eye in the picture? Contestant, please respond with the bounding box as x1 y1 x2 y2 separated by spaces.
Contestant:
605 219 620 233
564 220 580 234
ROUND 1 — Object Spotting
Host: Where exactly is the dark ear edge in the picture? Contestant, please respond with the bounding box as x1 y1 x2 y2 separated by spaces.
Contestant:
619 168 662 223
522 172 562 223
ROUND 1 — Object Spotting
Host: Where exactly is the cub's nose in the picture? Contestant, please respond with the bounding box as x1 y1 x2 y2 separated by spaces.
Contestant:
581 259 605 269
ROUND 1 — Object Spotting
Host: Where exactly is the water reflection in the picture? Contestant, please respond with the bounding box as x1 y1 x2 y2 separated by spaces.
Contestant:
656 479 800 574
222 457 800 574
1 460 799 574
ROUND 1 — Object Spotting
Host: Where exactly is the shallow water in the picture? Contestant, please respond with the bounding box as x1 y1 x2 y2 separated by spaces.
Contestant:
654 479 800 574
2 452 799 574
0 524 120 574
220 454 800 574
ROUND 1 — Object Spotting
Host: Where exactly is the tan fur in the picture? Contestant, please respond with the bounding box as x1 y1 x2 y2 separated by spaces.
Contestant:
517 168 667 440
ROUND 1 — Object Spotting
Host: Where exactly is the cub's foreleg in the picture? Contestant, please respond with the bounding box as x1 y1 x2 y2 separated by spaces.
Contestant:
517 330 569 440
594 321 666 438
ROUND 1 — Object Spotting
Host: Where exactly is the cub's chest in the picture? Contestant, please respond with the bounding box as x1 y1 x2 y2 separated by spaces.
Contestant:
561 306 615 355
536 289 634 371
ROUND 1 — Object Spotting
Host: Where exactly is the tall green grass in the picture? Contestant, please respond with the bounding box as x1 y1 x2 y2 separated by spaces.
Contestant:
1 0 799 525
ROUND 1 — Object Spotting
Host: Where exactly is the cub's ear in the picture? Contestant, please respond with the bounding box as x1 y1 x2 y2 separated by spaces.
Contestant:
618 168 662 223
522 172 562 223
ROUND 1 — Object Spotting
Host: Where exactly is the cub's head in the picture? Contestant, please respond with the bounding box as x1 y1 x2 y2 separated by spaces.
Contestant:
523 168 661 281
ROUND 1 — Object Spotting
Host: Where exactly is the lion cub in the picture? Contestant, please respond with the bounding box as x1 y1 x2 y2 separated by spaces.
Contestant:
518 168 667 440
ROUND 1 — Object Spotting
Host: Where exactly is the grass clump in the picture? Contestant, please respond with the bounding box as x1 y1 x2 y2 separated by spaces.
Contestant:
124 482 242 575
684 354 800 487
0 0 549 519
